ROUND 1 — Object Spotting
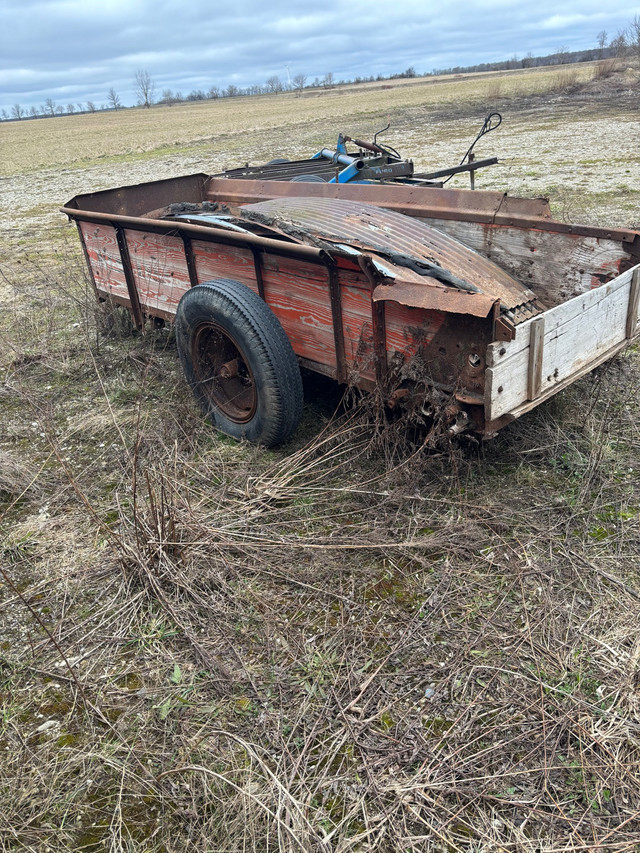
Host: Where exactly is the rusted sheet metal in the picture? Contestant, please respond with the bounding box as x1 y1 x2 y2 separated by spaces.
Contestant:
208 176 554 224
66 174 211 218
240 196 536 310
372 282 497 318
209 178 640 248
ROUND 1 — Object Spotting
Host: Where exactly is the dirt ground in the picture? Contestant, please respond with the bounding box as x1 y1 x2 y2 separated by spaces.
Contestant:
1 62 640 853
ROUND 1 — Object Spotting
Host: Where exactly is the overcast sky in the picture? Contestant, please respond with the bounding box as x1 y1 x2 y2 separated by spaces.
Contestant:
0 0 636 114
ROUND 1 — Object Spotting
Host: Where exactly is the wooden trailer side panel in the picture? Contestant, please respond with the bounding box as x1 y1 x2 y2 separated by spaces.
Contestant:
486 266 640 421
80 218 466 391
79 221 129 302
261 256 341 373
126 230 191 318
190 239 257 290
421 217 633 309
384 302 447 362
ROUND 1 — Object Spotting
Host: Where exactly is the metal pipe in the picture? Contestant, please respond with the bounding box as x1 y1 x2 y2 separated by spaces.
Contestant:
318 149 364 170
419 157 498 180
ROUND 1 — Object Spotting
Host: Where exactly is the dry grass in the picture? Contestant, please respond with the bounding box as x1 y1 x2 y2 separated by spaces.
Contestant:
2 63 640 852
2 261 640 852
593 58 621 80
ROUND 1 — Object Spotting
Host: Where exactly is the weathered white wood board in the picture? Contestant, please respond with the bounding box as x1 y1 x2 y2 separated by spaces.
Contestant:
419 217 630 307
486 266 639 420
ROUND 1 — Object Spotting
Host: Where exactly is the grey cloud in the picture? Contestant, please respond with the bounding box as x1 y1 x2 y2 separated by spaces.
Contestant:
0 0 634 112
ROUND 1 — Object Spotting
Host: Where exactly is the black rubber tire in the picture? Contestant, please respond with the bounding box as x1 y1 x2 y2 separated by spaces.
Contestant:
290 174 327 183
267 158 290 165
174 279 303 447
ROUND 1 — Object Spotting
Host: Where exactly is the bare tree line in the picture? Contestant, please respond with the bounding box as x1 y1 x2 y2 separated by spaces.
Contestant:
155 69 332 106
434 19 639 76
3 19 640 122
2 96 99 122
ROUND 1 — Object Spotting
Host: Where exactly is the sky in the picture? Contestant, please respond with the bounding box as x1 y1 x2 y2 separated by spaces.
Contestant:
0 0 636 114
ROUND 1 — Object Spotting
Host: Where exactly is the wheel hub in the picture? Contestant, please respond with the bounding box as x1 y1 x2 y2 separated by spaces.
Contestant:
191 322 257 423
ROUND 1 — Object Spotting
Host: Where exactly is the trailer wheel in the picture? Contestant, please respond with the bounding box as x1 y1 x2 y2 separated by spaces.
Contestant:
290 174 326 183
174 280 303 447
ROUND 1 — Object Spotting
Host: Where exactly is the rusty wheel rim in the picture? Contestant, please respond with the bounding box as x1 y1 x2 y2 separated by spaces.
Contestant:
191 322 257 423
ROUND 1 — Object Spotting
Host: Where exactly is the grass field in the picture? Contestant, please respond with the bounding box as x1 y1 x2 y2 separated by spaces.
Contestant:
1 60 640 852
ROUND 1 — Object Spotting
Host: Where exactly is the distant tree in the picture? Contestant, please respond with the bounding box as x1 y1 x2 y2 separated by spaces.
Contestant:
401 66 416 78
160 88 176 106
86 100 96 113
207 86 220 99
225 84 239 97
76 102 84 112
610 29 627 57
66 103 75 114
596 30 608 58
44 98 56 117
629 15 640 59
322 72 334 88
1 109 8 121
107 87 122 110
292 73 307 91
29 106 38 118
55 105 64 115
11 103 24 120
186 89 206 101
265 75 283 93
174 91 183 103
134 69 155 108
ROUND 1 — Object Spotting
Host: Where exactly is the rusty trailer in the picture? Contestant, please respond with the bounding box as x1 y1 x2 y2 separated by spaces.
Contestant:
62 175 640 446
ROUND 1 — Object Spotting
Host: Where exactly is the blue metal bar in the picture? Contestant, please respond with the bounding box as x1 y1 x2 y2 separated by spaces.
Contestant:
328 162 362 184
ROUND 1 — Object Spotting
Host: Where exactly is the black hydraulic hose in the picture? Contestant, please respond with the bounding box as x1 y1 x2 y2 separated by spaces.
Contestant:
443 112 502 185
